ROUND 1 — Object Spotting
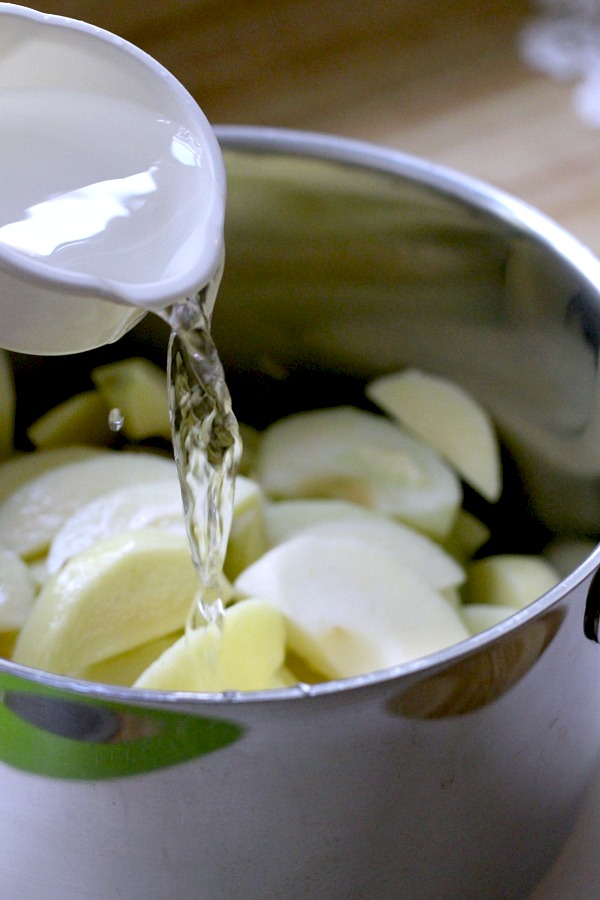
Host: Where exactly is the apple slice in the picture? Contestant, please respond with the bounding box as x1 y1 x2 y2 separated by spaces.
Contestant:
0 446 106 504
26 390 111 449
255 406 461 541
223 476 269 581
267 666 298 688
441 587 462 609
284 649 328 685
0 349 15 459
0 631 17 659
134 599 286 692
13 529 199 676
444 509 490 562
0 450 176 559
0 543 36 631
46 478 184 574
238 422 261 476
279 516 465 591
91 357 171 441
463 554 560 610
234 533 469 679
27 558 50 591
264 498 375 547
461 603 516 635
81 631 182 687
366 368 501 502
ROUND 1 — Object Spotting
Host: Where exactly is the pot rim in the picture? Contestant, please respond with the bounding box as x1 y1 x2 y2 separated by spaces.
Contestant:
3 124 600 707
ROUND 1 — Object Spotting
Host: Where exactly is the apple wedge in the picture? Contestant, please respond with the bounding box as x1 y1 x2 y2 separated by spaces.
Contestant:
134 599 286 692
0 349 15 459
46 478 184 574
267 666 299 688
234 533 469 679
461 603 517 636
27 558 50 591
0 631 17 659
26 390 111 449
91 357 171 441
0 450 177 559
444 509 490 562
264 498 376 547
276 516 465 591
366 368 501 502
0 543 36 631
13 529 199 676
463 554 560 610
81 631 183 687
237 422 262 476
255 406 461 541
0 446 106 504
223 476 269 581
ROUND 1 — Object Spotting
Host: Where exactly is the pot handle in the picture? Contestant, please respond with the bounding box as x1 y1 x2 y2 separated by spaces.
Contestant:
584 566 600 642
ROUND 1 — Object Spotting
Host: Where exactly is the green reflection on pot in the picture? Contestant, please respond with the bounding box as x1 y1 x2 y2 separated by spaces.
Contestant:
0 672 243 780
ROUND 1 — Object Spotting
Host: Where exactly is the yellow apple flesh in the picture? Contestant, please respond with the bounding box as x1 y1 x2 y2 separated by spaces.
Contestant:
13 529 199 675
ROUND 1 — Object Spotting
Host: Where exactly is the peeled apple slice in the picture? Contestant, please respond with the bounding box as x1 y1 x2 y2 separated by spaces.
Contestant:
237 422 261 476
461 603 517 635
281 516 465 591
134 599 286 691
0 446 105 503
224 476 269 580
0 350 15 458
0 544 36 631
91 357 170 440
441 587 462 610
13 529 199 676
81 631 182 687
46 478 184 574
267 666 299 688
0 631 16 659
444 509 490 562
235 533 469 679
264 498 375 546
463 554 560 610
27 558 49 590
366 368 501 502
255 406 461 541
26 390 111 449
0 451 176 558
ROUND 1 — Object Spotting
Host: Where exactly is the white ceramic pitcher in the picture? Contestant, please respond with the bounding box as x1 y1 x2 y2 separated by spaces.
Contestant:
0 3 225 354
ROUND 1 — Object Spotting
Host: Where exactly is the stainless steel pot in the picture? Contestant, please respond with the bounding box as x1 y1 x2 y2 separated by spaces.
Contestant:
2 126 600 900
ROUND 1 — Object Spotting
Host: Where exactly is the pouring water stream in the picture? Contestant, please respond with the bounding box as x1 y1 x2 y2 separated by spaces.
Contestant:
0 4 241 627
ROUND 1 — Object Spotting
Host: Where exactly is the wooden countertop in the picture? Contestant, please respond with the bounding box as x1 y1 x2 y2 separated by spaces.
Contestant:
24 0 600 255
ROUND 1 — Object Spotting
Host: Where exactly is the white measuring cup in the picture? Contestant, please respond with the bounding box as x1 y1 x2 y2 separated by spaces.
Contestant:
0 3 226 354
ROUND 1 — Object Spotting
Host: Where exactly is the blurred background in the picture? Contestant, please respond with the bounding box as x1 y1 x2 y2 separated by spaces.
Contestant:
15 0 600 255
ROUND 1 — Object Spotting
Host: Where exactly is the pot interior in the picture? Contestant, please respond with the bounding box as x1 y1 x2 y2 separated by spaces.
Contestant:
8 131 600 623
215 137 600 545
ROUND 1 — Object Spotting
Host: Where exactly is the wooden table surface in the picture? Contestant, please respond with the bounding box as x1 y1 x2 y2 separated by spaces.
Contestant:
22 0 600 255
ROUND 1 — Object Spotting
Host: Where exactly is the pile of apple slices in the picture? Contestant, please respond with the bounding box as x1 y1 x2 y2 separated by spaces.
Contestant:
0 352 563 691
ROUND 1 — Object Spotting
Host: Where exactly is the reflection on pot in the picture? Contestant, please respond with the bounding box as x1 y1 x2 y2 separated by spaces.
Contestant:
0 672 243 780
387 609 564 720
